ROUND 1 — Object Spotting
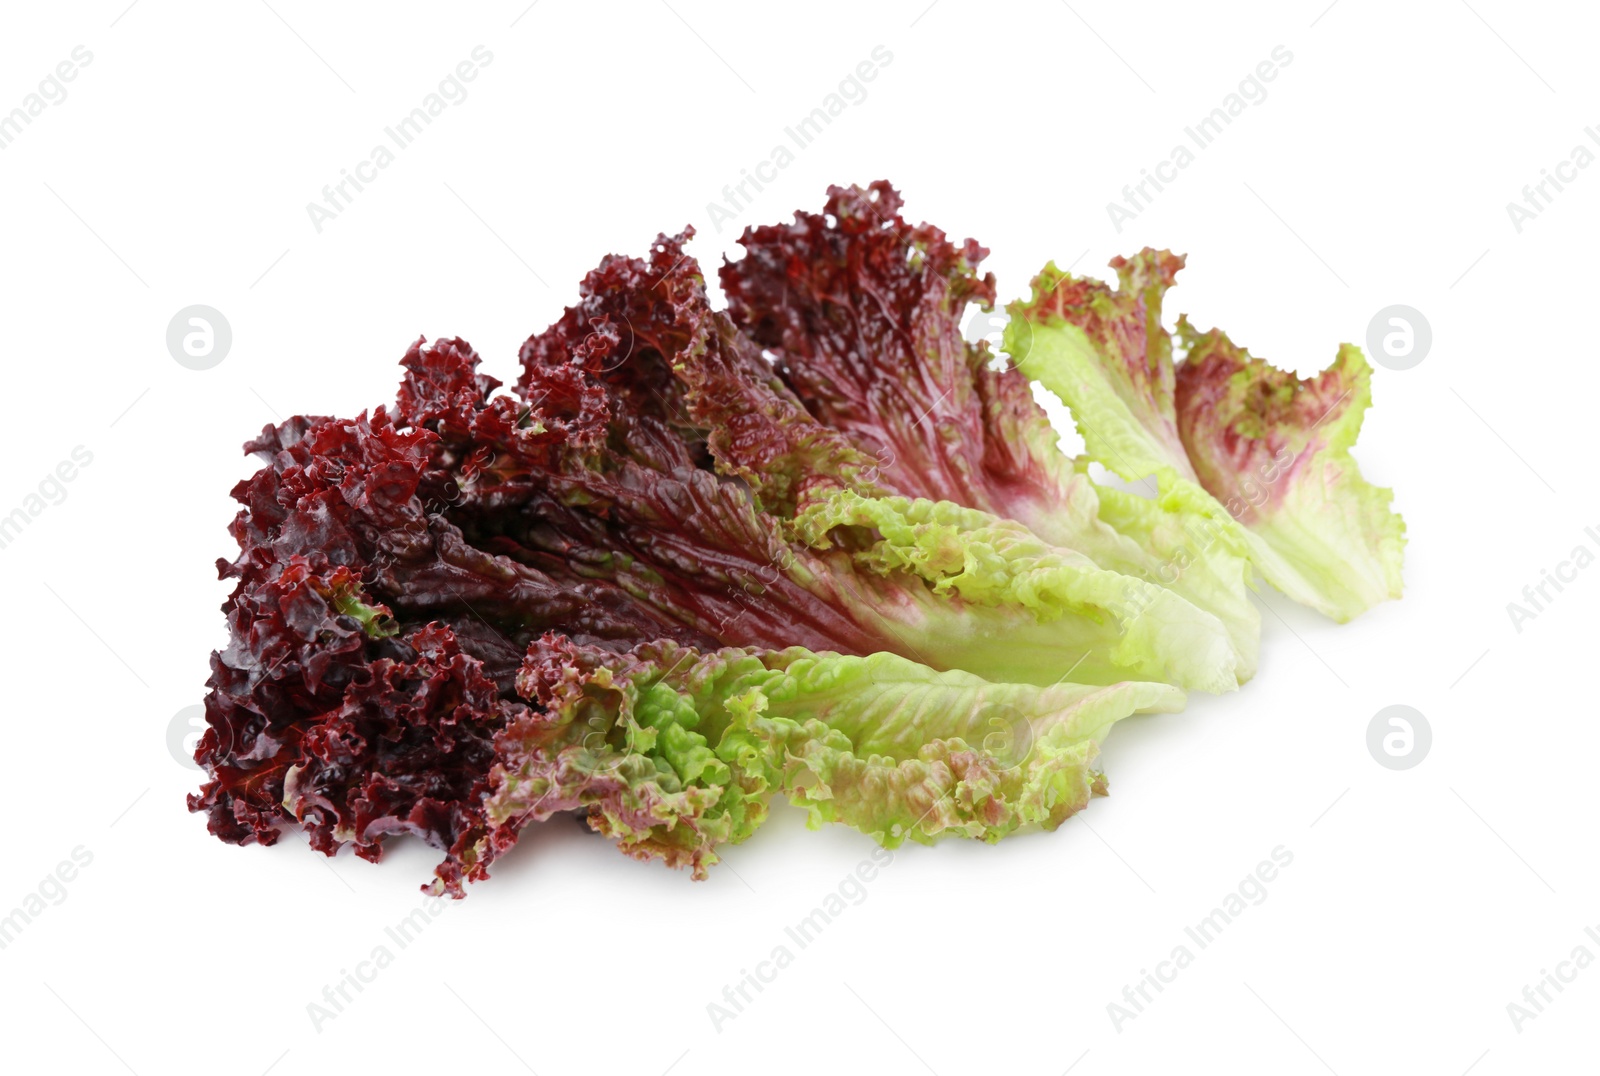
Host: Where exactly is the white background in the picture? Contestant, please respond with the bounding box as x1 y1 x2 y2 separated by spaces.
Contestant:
0 1 1593 1073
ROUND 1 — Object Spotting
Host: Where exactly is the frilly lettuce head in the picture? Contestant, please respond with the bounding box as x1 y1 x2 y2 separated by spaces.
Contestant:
192 183 1402 896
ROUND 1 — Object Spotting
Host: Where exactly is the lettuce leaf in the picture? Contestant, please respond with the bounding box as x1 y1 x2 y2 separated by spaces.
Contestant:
794 490 1240 693
454 635 1183 887
1174 319 1406 619
721 181 1074 528
1006 250 1405 621
722 184 1258 675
